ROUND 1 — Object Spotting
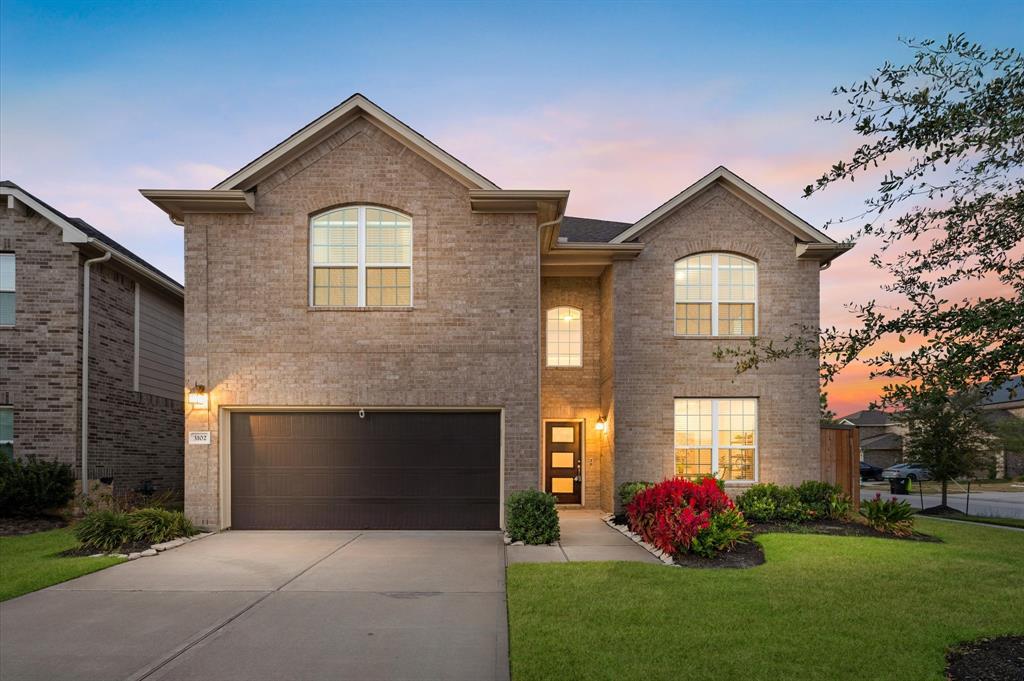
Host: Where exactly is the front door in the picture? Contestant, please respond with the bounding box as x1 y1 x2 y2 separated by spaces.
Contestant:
545 421 582 503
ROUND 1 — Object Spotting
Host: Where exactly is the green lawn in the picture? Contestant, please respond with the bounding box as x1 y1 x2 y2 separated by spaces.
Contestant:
507 518 1024 681
0 528 124 601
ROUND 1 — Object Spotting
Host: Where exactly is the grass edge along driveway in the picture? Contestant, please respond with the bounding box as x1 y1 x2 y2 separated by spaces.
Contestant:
506 518 1024 681
0 528 124 601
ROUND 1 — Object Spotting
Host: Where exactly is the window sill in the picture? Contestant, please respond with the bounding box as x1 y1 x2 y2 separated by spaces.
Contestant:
308 306 416 312
674 335 758 340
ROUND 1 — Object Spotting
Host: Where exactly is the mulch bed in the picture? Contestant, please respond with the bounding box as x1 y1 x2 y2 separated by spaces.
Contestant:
750 519 941 542
947 636 1024 681
0 515 68 536
58 540 152 557
672 540 765 569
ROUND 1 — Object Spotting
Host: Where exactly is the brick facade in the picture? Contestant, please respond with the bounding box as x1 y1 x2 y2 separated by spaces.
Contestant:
540 277 605 508
0 203 184 495
183 118 541 527
608 184 822 503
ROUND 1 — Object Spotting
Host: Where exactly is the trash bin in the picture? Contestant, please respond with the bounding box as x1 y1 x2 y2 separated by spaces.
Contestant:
889 477 909 495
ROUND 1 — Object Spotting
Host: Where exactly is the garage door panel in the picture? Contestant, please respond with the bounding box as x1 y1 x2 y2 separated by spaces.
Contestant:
230 411 500 530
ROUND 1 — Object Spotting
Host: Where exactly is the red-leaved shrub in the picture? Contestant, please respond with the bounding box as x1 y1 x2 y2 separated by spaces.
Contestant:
626 477 750 557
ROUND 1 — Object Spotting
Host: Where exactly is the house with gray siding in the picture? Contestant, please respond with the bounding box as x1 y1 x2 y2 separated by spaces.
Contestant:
142 94 852 530
0 181 185 495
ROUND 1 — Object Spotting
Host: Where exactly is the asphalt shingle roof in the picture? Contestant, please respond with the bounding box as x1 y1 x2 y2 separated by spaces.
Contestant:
559 216 632 243
839 409 895 427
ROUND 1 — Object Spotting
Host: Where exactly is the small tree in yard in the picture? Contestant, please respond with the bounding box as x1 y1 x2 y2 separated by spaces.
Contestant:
893 386 993 510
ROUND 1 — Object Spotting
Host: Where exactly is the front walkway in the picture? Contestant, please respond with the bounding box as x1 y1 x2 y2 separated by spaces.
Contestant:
1 531 508 681
506 510 660 564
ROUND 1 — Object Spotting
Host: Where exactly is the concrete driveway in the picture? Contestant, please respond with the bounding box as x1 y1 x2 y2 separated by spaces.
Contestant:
0 531 509 681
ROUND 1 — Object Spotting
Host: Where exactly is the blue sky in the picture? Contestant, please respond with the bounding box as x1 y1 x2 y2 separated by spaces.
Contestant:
2 0 1020 412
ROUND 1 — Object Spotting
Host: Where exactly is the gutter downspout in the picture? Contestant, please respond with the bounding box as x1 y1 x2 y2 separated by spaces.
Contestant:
81 247 111 497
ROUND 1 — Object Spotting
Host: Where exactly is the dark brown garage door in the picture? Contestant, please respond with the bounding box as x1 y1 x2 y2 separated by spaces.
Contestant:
230 411 500 530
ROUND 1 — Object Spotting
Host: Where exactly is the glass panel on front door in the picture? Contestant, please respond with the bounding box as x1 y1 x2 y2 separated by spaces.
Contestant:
545 421 581 503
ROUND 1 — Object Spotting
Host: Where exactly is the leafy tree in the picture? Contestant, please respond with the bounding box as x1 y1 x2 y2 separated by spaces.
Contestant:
820 391 838 424
715 35 1023 409
892 387 993 508
991 416 1024 457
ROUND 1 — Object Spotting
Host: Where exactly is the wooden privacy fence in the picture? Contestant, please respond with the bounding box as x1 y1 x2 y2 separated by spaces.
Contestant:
820 425 860 510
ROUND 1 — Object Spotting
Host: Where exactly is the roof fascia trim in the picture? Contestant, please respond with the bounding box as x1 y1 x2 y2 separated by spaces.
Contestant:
212 94 500 192
0 186 183 297
610 166 836 245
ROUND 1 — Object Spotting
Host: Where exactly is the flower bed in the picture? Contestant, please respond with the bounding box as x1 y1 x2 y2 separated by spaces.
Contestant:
625 477 753 561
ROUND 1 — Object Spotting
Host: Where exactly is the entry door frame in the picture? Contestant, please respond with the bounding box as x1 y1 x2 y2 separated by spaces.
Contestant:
217 405 506 531
541 418 585 505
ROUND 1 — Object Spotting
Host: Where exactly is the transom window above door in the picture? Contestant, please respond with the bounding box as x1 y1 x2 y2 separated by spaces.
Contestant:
546 306 582 367
310 206 412 307
674 398 757 482
674 253 756 336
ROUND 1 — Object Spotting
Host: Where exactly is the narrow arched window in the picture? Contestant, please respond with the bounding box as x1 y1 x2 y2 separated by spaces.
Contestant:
546 306 582 367
310 206 412 307
674 253 756 336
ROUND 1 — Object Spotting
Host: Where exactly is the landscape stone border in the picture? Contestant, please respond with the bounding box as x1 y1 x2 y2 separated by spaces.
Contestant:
602 514 677 566
91 531 216 561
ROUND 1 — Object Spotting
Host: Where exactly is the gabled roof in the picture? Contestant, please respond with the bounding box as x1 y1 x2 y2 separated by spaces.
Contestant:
560 216 632 243
980 376 1023 408
213 93 499 192
1 181 183 297
839 409 895 427
860 432 903 451
609 166 848 254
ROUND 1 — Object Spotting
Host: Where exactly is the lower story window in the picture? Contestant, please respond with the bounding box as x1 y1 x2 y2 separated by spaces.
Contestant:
674 398 757 482
0 407 12 458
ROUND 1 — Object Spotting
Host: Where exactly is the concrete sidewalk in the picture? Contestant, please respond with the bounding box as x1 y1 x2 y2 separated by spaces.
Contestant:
0 531 509 681
506 510 660 564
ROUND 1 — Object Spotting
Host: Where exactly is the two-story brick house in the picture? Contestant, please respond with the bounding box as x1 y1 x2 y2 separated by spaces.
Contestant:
142 94 851 530
1 181 185 495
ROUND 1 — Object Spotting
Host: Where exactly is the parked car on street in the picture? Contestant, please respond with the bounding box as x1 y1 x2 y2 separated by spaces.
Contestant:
882 462 932 481
860 461 884 481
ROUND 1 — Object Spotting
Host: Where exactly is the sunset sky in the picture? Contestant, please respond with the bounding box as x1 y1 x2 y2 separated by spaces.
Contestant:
1 0 1019 415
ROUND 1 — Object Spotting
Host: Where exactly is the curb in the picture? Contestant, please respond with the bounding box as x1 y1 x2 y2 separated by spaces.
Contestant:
601 514 678 567
93 531 217 560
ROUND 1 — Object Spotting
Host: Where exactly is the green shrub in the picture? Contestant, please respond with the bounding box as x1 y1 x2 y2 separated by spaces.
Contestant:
796 480 852 520
75 508 198 551
74 510 134 552
617 481 654 509
735 483 809 523
0 456 76 516
506 490 560 544
860 494 915 536
688 507 752 558
128 508 197 544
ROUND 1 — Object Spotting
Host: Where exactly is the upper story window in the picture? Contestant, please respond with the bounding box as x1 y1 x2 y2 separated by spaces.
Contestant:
546 306 582 367
0 253 14 326
674 253 756 336
0 407 11 458
310 206 411 307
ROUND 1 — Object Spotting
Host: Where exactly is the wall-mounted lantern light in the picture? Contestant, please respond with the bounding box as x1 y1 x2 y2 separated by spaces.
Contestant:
595 416 607 432
187 383 209 409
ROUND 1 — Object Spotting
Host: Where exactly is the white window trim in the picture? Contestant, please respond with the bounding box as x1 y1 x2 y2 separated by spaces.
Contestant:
0 253 14 327
674 252 758 337
545 306 583 368
675 398 759 483
308 206 413 308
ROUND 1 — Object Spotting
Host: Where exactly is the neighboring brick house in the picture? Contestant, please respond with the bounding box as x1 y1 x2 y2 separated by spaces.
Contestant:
0 182 185 495
839 409 906 469
142 94 851 530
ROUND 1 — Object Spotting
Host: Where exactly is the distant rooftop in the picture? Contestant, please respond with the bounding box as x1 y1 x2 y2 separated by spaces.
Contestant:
559 216 632 243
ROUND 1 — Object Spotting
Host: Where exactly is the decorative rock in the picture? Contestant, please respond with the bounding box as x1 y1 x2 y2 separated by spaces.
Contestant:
503 536 512 545
661 554 674 565
152 538 185 552
89 553 105 558
511 541 524 546
128 552 141 560
141 548 158 557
